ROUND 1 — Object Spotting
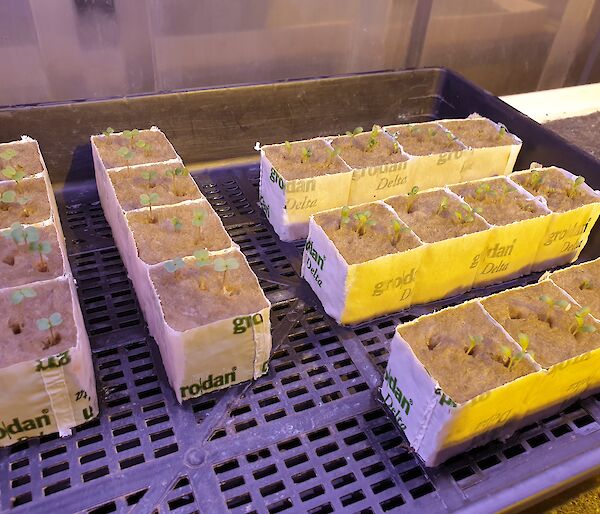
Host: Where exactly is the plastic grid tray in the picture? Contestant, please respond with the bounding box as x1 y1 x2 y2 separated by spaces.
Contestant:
1 159 600 514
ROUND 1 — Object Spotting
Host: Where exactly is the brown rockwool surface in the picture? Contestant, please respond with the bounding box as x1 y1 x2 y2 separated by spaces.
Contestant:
386 122 463 155
109 162 202 211
399 302 536 404
545 111 600 160
150 250 268 332
550 260 600 319
0 140 44 181
481 281 600 368
440 118 517 148
451 177 548 226
0 176 51 229
330 132 408 169
315 203 421 265
0 223 64 289
93 130 177 169
512 167 599 212
127 201 232 265
0 278 74 367
264 139 350 180
386 189 489 243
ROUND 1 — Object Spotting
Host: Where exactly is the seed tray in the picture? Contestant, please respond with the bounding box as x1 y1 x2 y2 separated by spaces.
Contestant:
0 68 599 513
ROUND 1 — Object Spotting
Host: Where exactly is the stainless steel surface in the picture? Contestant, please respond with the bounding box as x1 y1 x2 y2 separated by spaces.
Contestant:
1 0 600 107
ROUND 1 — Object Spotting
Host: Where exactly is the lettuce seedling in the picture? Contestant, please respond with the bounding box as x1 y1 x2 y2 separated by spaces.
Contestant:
365 125 380 152
339 206 351 230
0 190 16 210
214 256 240 295
465 335 482 356
527 170 544 192
0 148 17 161
165 166 189 196
474 183 494 201
36 312 63 349
193 249 211 289
300 147 312 164
123 129 140 147
141 169 157 189
345 126 363 138
500 345 524 371
566 176 585 199
140 193 160 223
2 165 26 189
390 219 410 247
170 217 183 232
102 127 115 141
571 307 597 335
9 287 37 334
538 294 571 323
436 196 449 216
164 257 185 279
3 222 38 249
353 210 376 237
192 210 207 243
406 186 419 214
135 139 152 156
29 239 51 272
579 280 593 290
117 146 134 169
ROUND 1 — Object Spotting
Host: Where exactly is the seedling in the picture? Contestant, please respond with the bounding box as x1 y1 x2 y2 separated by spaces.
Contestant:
117 146 134 169
517 332 531 354
339 206 351 230
29 239 51 272
123 129 140 147
325 147 341 167
194 249 211 289
353 210 376 237
391 141 401 155
365 125 380 152
571 307 597 335
465 335 481 356
538 294 571 323
453 205 478 224
3 222 39 250
300 147 312 164
140 192 160 223
0 148 17 161
579 280 593 290
36 312 63 349
102 127 115 140
141 169 157 189
390 219 410 247
2 165 26 190
165 166 189 196
164 257 185 279
345 126 363 138
407 125 419 137
135 138 152 156
9 287 36 334
498 125 507 139
436 196 449 216
474 183 494 201
170 217 183 232
406 186 419 214
527 170 544 192
284 141 292 155
214 256 240 295
500 345 524 371
566 176 585 199
428 127 438 137
0 190 16 210
192 210 207 243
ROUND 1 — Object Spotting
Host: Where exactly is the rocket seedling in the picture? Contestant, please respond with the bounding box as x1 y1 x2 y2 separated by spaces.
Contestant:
36 312 63 349
214 256 240 296
193 249 211 289
0 190 16 210
28 238 52 272
499 344 524 371
390 219 410 247
192 210 207 243
141 169 157 189
0 148 17 162
406 186 419 214
465 335 482 356
365 125 380 153
579 279 593 290
345 126 363 138
117 146 134 169
2 165 26 192
436 196 449 216
9 287 37 334
135 138 152 156
453 204 480 224
164 257 185 280
123 129 140 148
538 294 571 324
339 206 351 230
140 193 160 223
570 307 597 336
102 127 115 143
527 170 544 192
2 222 38 256
566 176 586 199
353 210 376 237
165 166 189 196
300 147 312 164
170 217 183 232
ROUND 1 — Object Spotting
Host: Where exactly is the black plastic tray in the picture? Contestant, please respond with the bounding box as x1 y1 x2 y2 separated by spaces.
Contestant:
1 68 599 513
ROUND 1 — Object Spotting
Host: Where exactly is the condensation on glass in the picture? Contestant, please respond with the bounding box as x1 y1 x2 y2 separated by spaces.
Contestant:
0 0 599 107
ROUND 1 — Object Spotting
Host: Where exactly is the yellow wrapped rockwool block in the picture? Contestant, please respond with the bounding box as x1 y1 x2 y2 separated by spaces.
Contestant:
511 167 600 271
438 116 522 181
258 138 353 241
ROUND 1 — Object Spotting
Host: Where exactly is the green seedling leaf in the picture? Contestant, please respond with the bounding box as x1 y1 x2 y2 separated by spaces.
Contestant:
29 240 51 255
346 126 363 137
365 125 380 152
428 127 437 137
24 225 39 243
214 257 240 272
165 166 188 178
406 186 419 214
498 125 507 138
141 170 157 181
170 217 183 231
284 141 292 153
117 146 133 160
102 127 115 137
436 196 449 215
36 318 51 331
123 129 139 140
164 257 185 273
528 170 544 192
193 249 211 267
392 141 400 154
390 219 409 247
300 147 313 164
517 333 530 353
0 149 17 161
17 195 31 206
353 210 376 237
10 287 37 305
140 193 160 206
465 335 482 355
567 176 586 198
340 206 351 228
326 147 341 165
571 306 596 335
2 166 25 182
0 190 16 203
49 312 63 326
192 210 207 227
135 139 147 149
579 280 593 290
